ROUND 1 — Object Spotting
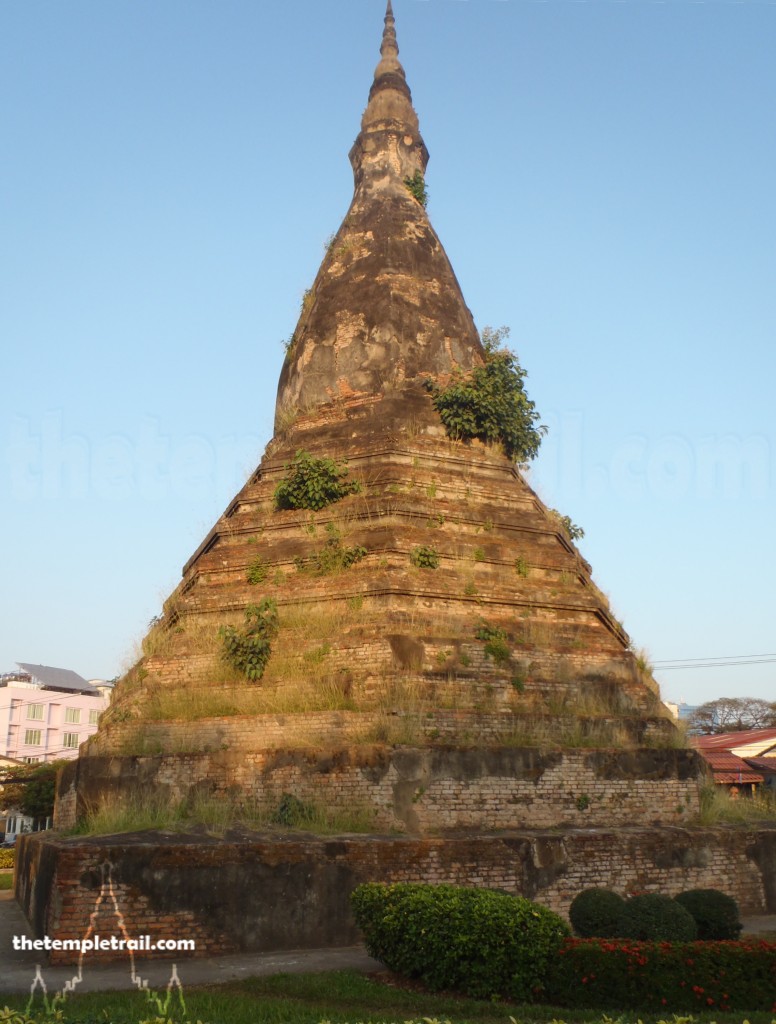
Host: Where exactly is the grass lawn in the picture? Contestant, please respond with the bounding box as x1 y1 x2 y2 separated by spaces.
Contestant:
0 872 14 891
1 970 774 1024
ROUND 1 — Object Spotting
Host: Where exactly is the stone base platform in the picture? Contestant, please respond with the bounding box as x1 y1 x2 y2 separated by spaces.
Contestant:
16 825 776 964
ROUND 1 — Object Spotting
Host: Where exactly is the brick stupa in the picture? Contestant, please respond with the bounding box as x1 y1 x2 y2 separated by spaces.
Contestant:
63 0 697 831
23 5 769 966
75 0 683 794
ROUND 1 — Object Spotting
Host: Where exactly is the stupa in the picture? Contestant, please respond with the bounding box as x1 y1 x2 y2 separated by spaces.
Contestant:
20 4 773 964
73 0 679 781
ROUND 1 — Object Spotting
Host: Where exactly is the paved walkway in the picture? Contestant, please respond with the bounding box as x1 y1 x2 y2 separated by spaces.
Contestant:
1 890 774 998
741 913 776 935
0 892 380 997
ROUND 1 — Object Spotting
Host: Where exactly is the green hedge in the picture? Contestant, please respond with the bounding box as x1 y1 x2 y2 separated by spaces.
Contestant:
675 887 743 940
569 886 743 942
350 882 569 1002
616 892 697 941
0 848 15 869
568 887 625 938
544 936 776 1012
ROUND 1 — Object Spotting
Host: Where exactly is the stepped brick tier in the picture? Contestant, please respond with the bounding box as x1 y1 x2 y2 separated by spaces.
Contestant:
19 2 770 957
60 405 693 826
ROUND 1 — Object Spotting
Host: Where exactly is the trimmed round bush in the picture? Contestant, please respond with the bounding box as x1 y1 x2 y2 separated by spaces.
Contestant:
617 893 697 941
350 881 569 1001
569 887 626 937
674 888 742 940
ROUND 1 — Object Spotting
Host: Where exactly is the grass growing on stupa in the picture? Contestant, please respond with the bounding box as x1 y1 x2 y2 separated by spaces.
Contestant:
65 790 380 838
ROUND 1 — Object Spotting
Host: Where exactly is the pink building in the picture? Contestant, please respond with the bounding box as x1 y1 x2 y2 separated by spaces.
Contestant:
0 663 109 764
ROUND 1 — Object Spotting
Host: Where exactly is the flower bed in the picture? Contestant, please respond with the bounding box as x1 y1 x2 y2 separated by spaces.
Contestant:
544 936 776 1012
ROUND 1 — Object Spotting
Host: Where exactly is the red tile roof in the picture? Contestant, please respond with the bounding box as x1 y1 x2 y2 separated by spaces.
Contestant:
698 750 764 785
743 756 776 773
693 728 776 753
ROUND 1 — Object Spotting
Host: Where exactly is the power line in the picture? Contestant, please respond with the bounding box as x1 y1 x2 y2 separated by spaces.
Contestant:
654 652 776 665
654 653 776 671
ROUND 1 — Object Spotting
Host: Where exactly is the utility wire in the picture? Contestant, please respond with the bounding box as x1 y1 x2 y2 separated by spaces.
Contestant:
654 652 776 665
654 653 776 671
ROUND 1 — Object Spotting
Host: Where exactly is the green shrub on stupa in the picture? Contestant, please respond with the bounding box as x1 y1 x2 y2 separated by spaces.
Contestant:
274 450 360 511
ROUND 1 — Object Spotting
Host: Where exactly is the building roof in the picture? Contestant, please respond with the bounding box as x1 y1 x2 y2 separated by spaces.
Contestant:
743 756 776 774
693 728 776 758
16 663 99 694
0 756 25 769
698 749 765 785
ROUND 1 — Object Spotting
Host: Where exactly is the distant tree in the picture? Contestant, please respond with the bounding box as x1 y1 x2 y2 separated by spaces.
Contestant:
688 697 776 736
0 761 65 820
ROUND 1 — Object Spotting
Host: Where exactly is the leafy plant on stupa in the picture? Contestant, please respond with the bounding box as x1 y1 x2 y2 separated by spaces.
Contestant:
219 598 279 681
548 506 585 541
295 524 367 575
403 170 428 207
475 621 512 666
410 545 440 569
246 557 269 585
274 450 361 511
425 326 546 463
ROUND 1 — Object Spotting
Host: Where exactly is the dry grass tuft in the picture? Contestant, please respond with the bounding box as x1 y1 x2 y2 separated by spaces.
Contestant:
350 711 423 746
494 715 635 750
696 784 776 825
69 790 380 837
145 676 356 722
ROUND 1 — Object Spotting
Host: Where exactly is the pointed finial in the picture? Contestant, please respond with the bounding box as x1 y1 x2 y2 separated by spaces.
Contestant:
349 0 428 187
375 0 403 81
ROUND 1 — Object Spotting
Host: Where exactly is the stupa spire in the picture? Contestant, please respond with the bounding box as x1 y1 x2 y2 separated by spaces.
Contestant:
274 2 482 431
350 0 426 187
373 0 402 85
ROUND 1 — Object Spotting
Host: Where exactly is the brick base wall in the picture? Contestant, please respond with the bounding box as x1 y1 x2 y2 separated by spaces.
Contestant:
16 825 776 964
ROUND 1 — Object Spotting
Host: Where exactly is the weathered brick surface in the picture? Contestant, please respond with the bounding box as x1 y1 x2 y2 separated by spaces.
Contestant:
16 826 776 964
85 707 674 758
55 746 704 833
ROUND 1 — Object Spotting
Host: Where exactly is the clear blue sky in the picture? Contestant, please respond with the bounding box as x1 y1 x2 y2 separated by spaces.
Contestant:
2 0 774 708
